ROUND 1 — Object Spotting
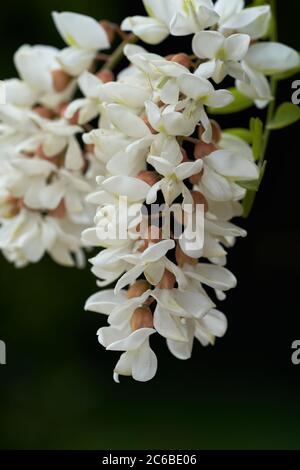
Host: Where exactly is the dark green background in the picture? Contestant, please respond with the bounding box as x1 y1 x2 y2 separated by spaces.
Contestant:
0 0 300 450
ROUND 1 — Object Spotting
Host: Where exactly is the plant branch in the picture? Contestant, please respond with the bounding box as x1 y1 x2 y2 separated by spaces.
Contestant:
101 33 138 72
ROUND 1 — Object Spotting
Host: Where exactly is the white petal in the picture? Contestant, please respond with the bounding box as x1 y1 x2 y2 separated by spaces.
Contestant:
52 11 110 50
204 89 233 108
245 42 300 75
122 16 169 45
215 0 244 24
107 328 156 351
115 265 145 293
198 309 228 337
224 34 250 61
142 239 175 263
154 305 189 342
85 290 125 314
175 160 203 181
192 31 225 59
186 264 237 291
178 74 213 101
222 6 271 40
132 341 158 382
65 137 83 170
102 176 150 202
106 104 151 138
205 150 259 180
144 260 165 285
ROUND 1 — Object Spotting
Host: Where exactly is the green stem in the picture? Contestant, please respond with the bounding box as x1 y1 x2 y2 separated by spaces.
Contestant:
244 0 278 217
261 0 278 161
101 33 138 72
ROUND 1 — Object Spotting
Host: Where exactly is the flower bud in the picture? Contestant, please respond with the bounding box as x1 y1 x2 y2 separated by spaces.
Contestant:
137 170 160 187
191 191 209 213
176 244 198 267
138 226 163 252
127 280 150 299
85 144 95 154
59 103 80 125
180 147 189 163
130 307 154 331
33 106 55 120
194 141 217 160
52 70 72 92
157 270 176 289
189 169 204 185
198 120 222 144
96 70 115 83
99 20 116 44
49 200 66 218
171 53 192 69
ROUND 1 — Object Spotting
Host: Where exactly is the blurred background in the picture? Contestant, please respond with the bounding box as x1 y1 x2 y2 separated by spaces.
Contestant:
0 0 300 450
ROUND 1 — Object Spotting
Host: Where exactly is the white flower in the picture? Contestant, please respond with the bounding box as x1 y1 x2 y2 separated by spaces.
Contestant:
167 309 227 360
216 2 271 40
115 239 176 291
236 42 300 108
122 0 182 45
193 31 250 83
98 326 158 382
52 11 110 76
170 0 219 36
152 287 215 342
178 73 233 142
146 137 203 205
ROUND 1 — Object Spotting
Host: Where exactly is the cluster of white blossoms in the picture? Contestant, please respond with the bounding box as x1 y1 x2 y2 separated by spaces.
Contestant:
0 12 111 266
1 1 299 381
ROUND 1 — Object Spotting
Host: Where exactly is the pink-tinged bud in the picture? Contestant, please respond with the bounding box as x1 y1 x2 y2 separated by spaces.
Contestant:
157 270 176 289
33 106 55 120
171 53 192 69
99 20 116 44
127 280 150 299
137 170 160 187
96 70 115 83
52 70 72 93
189 169 204 185
36 145 65 166
194 142 217 160
84 144 95 154
138 226 163 252
191 191 209 213
59 103 80 125
176 244 198 267
36 145 46 158
131 307 154 331
198 120 222 144
49 200 66 218
141 115 157 134
180 147 189 163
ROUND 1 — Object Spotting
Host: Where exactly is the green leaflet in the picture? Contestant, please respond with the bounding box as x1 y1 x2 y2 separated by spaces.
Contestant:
250 117 264 161
208 88 254 115
267 102 300 130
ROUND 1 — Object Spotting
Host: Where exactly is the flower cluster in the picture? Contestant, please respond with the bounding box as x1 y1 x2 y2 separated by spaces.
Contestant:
1 1 299 381
0 12 111 266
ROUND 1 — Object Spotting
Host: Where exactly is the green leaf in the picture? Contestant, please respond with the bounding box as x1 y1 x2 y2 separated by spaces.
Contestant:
224 128 253 144
250 117 264 161
267 102 300 130
242 161 267 217
208 88 254 115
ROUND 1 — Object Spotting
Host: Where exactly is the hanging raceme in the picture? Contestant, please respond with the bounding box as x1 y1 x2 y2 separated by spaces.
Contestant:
0 1 299 381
